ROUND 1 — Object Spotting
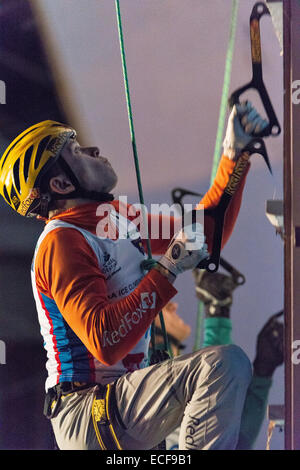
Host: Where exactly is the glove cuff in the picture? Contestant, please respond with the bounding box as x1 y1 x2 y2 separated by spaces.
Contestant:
154 264 176 284
157 259 178 277
223 146 237 160
205 303 231 318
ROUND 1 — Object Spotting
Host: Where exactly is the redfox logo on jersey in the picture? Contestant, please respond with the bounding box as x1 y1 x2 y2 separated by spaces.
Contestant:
141 292 156 309
102 293 156 348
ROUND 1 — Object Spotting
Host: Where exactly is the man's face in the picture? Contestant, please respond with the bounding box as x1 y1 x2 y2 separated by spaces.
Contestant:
61 138 118 193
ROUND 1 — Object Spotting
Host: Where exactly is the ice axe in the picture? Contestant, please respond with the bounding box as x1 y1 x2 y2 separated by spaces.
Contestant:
190 2 280 272
172 187 246 282
228 1 279 176
191 138 271 272
229 1 281 139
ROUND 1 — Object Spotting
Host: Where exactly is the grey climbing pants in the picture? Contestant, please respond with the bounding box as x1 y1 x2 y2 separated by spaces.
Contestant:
50 344 252 450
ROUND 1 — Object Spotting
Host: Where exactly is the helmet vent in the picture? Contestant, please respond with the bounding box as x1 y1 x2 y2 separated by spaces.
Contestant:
23 145 33 182
13 159 21 193
3 185 10 203
34 135 52 170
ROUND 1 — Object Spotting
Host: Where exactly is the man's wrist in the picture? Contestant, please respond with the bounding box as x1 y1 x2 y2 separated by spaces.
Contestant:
204 303 231 318
154 263 176 284
253 358 275 378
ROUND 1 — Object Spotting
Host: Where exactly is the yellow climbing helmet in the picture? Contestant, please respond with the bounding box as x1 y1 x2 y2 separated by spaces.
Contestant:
0 120 76 216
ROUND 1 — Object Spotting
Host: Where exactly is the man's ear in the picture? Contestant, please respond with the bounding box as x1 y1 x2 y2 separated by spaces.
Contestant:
49 174 75 195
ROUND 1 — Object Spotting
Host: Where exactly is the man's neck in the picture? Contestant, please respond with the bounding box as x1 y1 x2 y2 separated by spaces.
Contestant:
48 198 96 219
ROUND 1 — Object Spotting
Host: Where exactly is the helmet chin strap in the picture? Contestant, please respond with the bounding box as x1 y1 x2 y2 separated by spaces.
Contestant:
57 156 114 202
38 157 114 218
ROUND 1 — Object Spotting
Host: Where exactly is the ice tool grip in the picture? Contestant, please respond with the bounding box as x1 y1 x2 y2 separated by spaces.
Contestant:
173 185 246 276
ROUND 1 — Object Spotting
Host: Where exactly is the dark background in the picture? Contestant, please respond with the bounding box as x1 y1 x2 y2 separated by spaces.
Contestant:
0 0 66 449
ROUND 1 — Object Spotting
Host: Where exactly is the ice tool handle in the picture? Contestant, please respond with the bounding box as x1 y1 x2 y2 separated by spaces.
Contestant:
229 2 281 139
171 187 245 283
184 139 270 273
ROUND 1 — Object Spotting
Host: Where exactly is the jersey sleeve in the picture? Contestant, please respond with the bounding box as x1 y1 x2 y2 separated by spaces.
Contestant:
35 227 177 366
198 154 250 253
143 154 250 255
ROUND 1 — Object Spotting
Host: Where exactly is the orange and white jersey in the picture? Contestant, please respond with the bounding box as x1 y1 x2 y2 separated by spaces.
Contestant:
32 209 178 391
31 155 249 391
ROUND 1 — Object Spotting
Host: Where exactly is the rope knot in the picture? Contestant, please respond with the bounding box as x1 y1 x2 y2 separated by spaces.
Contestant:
140 258 157 273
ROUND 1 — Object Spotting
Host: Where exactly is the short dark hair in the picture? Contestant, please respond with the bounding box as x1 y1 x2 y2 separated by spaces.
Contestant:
37 160 65 214
39 161 63 194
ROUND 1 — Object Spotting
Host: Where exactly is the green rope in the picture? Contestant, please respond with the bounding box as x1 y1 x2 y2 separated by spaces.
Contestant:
210 0 239 185
193 300 204 352
194 0 239 351
115 1 150 251
115 0 172 359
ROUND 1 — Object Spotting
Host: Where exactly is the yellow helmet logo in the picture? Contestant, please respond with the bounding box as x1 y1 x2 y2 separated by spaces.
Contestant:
0 120 76 216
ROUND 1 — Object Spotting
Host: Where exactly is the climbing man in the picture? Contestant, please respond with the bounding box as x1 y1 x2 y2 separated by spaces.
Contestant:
0 101 268 450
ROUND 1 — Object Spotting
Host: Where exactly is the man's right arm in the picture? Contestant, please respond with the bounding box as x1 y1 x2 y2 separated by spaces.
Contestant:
35 227 177 366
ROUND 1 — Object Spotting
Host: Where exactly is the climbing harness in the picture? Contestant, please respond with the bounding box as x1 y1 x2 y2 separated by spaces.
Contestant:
92 383 124 451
